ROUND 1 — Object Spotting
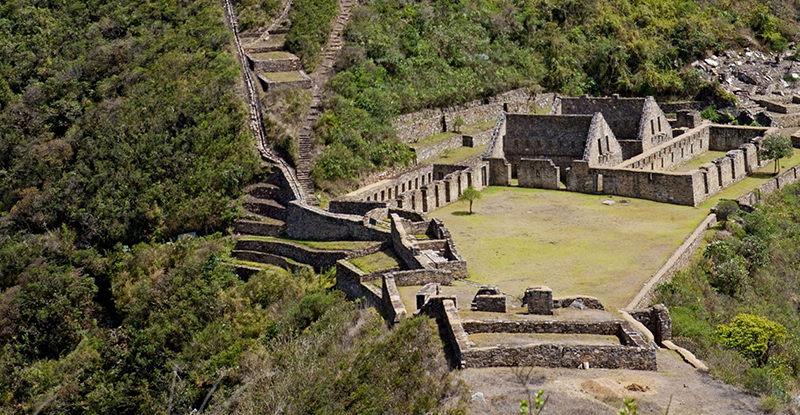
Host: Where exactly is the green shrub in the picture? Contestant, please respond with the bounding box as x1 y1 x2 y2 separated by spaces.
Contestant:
286 0 338 71
716 314 786 365
715 200 739 221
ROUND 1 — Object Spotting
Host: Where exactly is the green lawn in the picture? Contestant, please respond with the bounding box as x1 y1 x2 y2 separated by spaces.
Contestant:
429 144 487 165
431 187 708 310
350 249 401 273
670 151 728 172
239 236 378 251
262 71 306 82
249 51 296 60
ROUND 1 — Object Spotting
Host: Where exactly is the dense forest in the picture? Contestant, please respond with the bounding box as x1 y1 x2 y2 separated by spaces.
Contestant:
657 183 800 411
311 0 800 189
0 0 465 412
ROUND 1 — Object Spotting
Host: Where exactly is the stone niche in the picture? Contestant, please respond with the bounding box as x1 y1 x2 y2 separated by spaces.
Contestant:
524 286 553 315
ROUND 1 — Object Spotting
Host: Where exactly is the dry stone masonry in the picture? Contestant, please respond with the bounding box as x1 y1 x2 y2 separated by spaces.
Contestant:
484 95 778 206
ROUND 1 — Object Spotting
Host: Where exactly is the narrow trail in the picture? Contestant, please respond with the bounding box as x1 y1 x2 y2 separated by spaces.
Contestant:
219 0 305 203
296 0 357 201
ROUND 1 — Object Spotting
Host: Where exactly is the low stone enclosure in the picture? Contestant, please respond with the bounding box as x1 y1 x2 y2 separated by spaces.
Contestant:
417 287 660 371
484 94 779 206
334 213 468 324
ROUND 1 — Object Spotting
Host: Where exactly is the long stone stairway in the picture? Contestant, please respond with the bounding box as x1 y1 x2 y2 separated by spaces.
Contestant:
296 0 357 201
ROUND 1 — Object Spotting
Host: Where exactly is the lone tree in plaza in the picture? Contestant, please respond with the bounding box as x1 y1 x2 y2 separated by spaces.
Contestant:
459 186 481 214
760 135 793 174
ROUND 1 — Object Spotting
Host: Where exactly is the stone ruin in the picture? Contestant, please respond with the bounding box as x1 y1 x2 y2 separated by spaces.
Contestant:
417 285 657 371
484 94 780 206
471 286 506 313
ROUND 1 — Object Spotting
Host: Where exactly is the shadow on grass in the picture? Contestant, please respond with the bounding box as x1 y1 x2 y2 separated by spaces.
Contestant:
750 172 779 179
452 211 472 216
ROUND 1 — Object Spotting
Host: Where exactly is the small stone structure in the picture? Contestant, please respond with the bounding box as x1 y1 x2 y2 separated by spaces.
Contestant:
471 286 506 312
629 304 673 346
525 286 553 315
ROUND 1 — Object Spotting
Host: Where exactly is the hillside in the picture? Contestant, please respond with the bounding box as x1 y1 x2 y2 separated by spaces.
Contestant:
4 0 800 413
0 0 466 412
311 0 800 190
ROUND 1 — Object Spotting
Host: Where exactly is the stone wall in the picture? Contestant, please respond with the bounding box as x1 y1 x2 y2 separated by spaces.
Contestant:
472 295 506 312
335 260 383 309
393 89 546 143
418 297 469 368
619 125 710 172
518 159 560 189
285 201 390 242
483 113 506 159
709 125 773 151
629 304 672 346
382 276 408 324
738 163 800 208
570 164 704 206
553 296 604 310
560 95 645 140
390 214 422 269
504 114 595 166
231 250 312 274
335 260 408 325
235 238 383 272
462 319 620 335
328 200 386 216
460 320 656 370
462 343 656 370
256 73 312 92
248 55 301 72
389 269 455 286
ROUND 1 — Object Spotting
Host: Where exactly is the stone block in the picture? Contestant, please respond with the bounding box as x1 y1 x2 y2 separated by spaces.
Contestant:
676 110 701 129
525 286 553 315
472 295 506 312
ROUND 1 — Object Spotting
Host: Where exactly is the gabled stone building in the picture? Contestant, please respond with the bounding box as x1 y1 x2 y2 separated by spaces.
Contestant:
558 95 672 159
500 113 622 189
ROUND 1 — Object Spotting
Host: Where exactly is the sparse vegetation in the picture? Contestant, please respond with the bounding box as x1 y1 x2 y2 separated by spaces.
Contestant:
459 186 482 214
286 0 338 71
657 181 800 407
760 135 793 173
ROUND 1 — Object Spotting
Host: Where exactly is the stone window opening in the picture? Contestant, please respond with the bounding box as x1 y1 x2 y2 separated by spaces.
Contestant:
650 119 655 135
703 173 709 194
366 196 370 201
402 183 405 192
415 178 419 189
657 117 661 132
388 189 392 199
605 136 610 152
381 190 385 201
374 193 378 201
597 138 603 155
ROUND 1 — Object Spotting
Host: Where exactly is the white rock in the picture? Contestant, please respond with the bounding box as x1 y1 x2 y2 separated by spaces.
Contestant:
603 200 615 206
471 392 486 403
705 58 719 67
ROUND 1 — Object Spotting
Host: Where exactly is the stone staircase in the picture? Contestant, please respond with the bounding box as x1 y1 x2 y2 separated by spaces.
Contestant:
234 170 289 238
296 0 357 201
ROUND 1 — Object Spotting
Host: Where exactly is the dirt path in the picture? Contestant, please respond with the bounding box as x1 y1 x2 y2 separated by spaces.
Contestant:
461 350 762 414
